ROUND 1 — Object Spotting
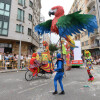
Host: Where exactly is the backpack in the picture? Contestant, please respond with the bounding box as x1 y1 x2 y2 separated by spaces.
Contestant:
57 58 64 72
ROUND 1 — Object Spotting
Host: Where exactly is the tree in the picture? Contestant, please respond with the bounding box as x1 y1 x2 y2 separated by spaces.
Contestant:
49 44 58 55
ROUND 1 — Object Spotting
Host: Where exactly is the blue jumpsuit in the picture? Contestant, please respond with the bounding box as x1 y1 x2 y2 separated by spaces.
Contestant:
54 53 64 92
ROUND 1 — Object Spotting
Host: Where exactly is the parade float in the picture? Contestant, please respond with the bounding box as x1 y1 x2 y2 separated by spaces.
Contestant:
71 40 83 67
25 41 54 81
25 5 98 81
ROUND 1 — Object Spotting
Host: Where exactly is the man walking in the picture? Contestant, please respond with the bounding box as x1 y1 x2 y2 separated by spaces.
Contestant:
53 53 65 95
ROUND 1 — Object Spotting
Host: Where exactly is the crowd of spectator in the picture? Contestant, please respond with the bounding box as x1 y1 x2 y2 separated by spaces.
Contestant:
0 52 32 70
82 54 100 65
92 55 100 65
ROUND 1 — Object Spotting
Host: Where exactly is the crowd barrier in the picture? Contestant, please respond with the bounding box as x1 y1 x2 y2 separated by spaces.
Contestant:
0 59 30 70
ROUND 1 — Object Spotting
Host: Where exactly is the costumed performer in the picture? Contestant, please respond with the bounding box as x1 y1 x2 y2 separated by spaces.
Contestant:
53 53 65 95
30 53 38 76
84 50 94 81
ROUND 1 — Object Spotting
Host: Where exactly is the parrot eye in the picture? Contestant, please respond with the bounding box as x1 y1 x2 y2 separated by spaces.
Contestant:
53 9 57 13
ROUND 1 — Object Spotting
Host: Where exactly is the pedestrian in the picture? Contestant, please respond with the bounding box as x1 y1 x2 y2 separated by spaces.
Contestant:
4 53 9 70
53 53 65 95
13 54 17 60
29 53 38 76
0 52 3 67
84 50 94 81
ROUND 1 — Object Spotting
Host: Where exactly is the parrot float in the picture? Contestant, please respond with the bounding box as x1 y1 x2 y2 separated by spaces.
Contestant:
35 6 98 48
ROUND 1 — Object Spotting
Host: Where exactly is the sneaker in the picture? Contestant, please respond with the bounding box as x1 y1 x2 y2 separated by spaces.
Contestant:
88 78 91 81
59 91 65 95
52 91 58 95
90 77 94 81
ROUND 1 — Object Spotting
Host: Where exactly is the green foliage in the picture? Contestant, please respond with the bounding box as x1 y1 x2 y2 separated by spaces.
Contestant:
49 44 58 55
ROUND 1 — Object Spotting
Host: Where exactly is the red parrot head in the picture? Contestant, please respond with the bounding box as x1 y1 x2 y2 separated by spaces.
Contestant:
49 6 64 17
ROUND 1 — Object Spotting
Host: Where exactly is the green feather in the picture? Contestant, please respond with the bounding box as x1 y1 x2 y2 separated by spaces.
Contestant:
56 11 94 28
39 19 52 29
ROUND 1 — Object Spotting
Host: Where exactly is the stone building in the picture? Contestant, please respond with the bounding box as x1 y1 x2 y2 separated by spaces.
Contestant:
0 0 41 55
69 0 100 56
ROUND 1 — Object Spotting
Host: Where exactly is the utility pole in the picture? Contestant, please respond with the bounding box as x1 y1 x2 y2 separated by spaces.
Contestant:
17 2 27 70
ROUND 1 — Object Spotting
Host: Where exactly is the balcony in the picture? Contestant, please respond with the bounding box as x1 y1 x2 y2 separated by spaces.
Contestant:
90 32 100 49
90 31 99 38
91 43 100 48
88 8 96 15
33 34 39 43
87 0 95 7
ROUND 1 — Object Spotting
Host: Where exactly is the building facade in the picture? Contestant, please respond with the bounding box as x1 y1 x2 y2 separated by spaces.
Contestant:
69 0 100 56
0 0 41 55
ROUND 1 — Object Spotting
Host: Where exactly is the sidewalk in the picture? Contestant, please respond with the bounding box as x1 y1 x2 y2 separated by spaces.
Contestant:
0 68 26 73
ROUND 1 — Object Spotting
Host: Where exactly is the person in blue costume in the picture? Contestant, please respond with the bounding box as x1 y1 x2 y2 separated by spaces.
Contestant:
53 53 65 95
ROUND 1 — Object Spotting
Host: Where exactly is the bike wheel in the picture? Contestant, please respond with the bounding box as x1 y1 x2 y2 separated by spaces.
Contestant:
25 70 33 81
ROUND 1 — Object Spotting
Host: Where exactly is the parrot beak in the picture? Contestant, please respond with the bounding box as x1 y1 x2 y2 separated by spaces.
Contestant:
49 9 57 16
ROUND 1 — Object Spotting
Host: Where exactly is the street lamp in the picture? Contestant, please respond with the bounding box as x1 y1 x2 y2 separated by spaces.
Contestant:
17 4 27 70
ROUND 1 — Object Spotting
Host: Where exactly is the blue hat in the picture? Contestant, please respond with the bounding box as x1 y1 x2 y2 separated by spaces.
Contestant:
57 53 61 58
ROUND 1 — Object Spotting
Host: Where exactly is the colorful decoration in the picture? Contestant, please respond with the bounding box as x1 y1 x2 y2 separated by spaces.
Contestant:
61 40 67 55
41 63 53 72
84 50 94 81
29 52 54 75
42 41 51 61
65 41 71 67
41 52 48 64
28 40 54 76
84 50 91 57
35 6 98 49
29 53 39 76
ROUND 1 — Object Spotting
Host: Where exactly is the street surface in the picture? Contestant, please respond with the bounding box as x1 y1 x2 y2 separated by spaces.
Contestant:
0 65 100 100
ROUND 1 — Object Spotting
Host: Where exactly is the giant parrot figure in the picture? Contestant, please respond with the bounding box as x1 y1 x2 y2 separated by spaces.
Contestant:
35 6 98 49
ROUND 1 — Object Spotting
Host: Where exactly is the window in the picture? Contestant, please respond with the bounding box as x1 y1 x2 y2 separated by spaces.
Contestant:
82 42 84 46
85 31 87 35
5 4 10 11
0 29 1 34
29 0 33 8
0 3 10 16
81 33 83 37
18 0 25 6
0 21 8 36
0 10 4 15
29 14 32 21
0 3 4 9
0 43 12 48
16 24 24 33
93 6 95 11
2 29 7 35
3 22 8 29
0 21 2 28
28 28 32 36
0 2 10 36
85 40 88 46
4 11 9 16
40 43 43 47
17 8 24 21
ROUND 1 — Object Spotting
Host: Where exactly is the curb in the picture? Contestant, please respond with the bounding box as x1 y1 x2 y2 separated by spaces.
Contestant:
0 69 27 73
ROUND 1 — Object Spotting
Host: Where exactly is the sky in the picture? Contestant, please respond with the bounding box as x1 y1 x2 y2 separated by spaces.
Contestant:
41 0 74 44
